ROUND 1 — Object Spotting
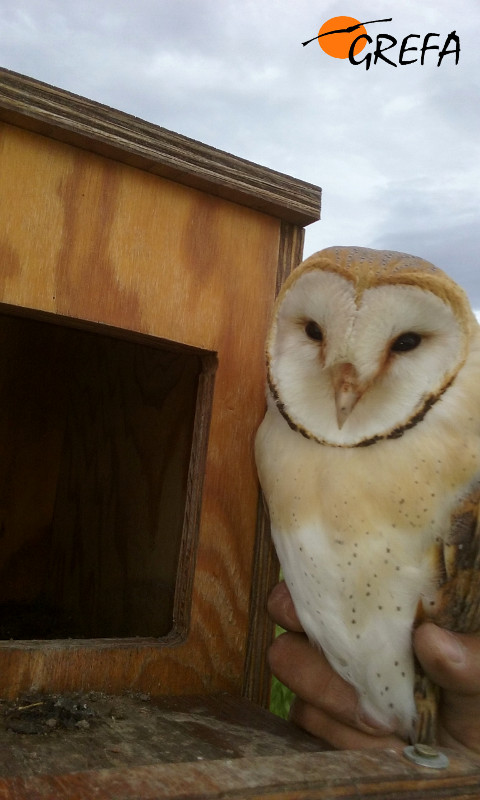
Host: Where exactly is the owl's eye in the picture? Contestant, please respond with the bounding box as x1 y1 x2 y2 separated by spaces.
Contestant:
305 320 323 342
391 332 422 353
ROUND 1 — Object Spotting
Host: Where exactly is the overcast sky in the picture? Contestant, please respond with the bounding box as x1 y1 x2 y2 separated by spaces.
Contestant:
1 1 479 308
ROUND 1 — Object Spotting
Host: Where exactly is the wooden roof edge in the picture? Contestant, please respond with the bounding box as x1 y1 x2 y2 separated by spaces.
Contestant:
0 68 321 227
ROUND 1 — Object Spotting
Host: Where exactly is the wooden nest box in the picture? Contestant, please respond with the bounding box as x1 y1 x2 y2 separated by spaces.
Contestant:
0 69 319 696
0 71 478 798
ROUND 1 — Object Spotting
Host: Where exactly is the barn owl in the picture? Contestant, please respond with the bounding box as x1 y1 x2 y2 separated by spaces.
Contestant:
255 246 480 743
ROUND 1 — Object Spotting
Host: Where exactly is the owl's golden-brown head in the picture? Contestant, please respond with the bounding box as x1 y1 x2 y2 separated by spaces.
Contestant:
266 246 477 447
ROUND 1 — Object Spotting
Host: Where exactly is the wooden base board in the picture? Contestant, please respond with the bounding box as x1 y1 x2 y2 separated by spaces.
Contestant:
0 693 479 798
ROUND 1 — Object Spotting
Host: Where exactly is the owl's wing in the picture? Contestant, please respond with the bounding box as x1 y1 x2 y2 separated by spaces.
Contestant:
434 476 480 633
414 477 480 744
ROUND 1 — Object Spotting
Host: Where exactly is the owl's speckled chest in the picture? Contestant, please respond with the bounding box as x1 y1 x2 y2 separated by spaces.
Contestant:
257 402 473 545
255 401 479 736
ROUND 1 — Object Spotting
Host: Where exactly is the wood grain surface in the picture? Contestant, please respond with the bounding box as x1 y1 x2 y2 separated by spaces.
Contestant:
243 220 306 706
0 694 479 800
0 117 292 699
0 68 321 227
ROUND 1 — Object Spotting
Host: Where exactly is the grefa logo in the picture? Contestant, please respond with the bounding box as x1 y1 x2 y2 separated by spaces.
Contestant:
303 16 460 69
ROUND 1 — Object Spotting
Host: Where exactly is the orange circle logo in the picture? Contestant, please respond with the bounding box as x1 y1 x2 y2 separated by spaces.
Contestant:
317 16 368 59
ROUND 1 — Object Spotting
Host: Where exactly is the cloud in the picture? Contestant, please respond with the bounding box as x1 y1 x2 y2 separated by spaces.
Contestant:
0 0 478 304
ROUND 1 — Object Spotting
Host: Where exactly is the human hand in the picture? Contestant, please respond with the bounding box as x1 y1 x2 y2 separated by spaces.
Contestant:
267 581 480 755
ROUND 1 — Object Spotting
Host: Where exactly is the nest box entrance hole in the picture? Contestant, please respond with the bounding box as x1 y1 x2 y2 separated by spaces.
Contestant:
0 309 215 642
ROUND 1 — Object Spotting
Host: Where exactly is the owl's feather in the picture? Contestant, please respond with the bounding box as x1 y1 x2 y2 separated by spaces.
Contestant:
435 479 480 631
256 246 480 743
414 479 480 743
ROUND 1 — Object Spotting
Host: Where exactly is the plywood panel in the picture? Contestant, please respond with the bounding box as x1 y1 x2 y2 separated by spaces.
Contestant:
0 314 209 640
243 220 305 705
0 317 67 611
0 123 280 347
0 68 321 227
0 695 479 800
47 330 203 639
0 121 282 699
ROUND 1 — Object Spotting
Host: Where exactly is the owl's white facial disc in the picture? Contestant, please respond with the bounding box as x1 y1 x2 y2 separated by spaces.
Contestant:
267 269 465 447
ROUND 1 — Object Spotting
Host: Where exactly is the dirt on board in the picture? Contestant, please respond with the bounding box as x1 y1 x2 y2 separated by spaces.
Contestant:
0 692 323 779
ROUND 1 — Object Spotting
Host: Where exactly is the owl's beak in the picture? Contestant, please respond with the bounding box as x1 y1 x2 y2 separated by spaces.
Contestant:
330 363 362 429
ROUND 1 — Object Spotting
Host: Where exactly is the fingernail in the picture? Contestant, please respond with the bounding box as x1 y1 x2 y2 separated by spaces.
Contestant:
437 629 466 665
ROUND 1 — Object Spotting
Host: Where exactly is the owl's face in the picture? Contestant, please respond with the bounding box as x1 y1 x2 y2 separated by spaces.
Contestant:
267 247 475 447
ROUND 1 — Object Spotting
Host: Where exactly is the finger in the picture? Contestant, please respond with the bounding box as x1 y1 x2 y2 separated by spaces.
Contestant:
414 623 480 694
268 630 393 735
414 624 480 754
267 580 304 632
290 697 404 751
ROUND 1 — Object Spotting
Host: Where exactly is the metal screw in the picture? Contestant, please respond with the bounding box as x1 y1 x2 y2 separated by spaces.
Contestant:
403 743 449 769
414 743 439 758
